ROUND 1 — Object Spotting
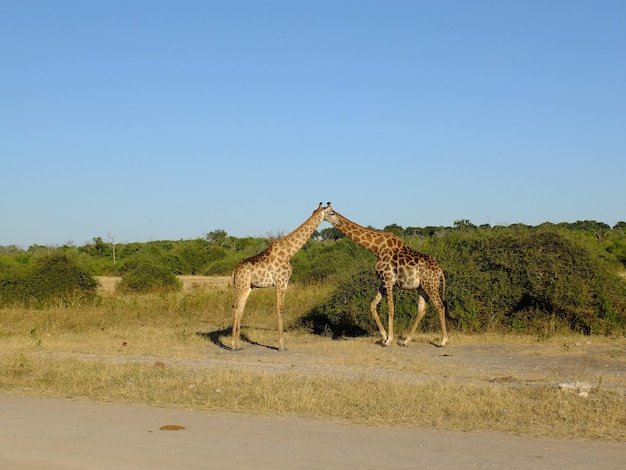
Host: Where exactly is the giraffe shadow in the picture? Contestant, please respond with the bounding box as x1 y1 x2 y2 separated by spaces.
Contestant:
196 329 284 351
239 334 284 351
196 328 232 350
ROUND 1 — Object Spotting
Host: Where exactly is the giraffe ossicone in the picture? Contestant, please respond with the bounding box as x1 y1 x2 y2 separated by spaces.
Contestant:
230 202 329 351
323 203 450 347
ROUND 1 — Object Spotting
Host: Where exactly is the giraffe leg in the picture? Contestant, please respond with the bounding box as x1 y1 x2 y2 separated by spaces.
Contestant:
231 269 252 350
420 283 449 347
434 295 449 346
370 290 388 344
384 285 395 346
275 283 287 351
231 287 251 350
403 293 427 346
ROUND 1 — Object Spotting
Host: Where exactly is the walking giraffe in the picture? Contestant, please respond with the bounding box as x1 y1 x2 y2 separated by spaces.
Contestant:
230 202 328 351
323 203 450 347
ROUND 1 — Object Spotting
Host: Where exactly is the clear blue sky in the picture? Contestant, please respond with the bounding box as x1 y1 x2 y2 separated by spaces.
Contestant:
2 0 625 247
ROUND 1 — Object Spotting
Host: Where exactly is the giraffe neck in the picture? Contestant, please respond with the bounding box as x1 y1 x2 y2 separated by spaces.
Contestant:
330 211 397 255
272 207 324 259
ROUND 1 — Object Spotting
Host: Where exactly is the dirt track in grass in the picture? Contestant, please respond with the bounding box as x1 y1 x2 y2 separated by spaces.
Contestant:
3 335 625 469
38 332 626 394
4 276 623 468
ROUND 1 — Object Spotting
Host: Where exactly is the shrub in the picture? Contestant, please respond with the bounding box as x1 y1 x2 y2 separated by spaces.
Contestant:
304 226 626 337
0 254 97 307
0 267 29 306
168 240 227 274
117 257 181 293
291 239 376 284
302 269 429 338
427 226 626 335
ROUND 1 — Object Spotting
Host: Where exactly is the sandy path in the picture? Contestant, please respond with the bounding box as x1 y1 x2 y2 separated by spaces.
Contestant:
1 396 624 470
96 276 230 293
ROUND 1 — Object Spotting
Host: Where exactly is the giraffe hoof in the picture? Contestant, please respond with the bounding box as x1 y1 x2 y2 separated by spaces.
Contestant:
383 337 395 347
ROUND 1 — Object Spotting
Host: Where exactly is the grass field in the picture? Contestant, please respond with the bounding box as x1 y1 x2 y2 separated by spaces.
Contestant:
1 277 624 441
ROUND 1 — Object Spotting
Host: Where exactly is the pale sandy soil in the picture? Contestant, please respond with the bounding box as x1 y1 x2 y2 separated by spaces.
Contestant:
1 396 625 470
96 275 230 292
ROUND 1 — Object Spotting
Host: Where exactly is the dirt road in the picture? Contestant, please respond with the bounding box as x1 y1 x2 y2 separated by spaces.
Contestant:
2 395 625 470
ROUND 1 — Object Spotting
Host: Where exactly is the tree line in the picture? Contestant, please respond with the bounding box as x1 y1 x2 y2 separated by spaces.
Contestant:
1 219 625 336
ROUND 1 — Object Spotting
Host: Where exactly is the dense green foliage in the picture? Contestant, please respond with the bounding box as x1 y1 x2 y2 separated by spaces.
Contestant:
116 256 182 293
1 219 625 335
0 254 97 306
291 238 376 283
307 223 626 337
423 226 625 335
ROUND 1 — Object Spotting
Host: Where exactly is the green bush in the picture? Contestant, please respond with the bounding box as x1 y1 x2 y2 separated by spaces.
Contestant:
291 238 376 284
117 257 181 293
167 240 228 274
302 268 430 338
427 226 626 335
0 254 97 306
304 226 626 337
302 270 376 337
0 266 29 306
203 258 239 276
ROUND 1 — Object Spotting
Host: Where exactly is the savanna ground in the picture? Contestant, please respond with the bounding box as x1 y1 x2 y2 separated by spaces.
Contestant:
1 276 625 447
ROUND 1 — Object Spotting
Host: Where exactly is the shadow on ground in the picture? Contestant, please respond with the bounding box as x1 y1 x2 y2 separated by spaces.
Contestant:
196 329 283 351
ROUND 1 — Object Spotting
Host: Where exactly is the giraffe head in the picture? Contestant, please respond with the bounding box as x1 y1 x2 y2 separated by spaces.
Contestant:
312 201 327 220
291 202 327 237
302 202 329 233
322 202 356 234
322 202 340 226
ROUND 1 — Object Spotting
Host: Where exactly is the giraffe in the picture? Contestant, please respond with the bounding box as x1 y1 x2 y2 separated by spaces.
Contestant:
230 202 328 351
323 203 449 347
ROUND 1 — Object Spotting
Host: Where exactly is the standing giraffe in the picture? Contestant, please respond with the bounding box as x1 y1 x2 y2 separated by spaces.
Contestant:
230 202 328 351
323 203 449 347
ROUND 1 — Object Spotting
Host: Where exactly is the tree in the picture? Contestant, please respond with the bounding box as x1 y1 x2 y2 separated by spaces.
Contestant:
0 254 97 306
117 256 181 293
383 223 404 237
612 221 626 232
206 229 227 245
453 219 477 231
319 227 343 241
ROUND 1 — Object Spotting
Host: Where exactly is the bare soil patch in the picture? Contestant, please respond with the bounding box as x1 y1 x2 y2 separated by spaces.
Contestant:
178 275 230 290
2 395 625 470
96 275 230 293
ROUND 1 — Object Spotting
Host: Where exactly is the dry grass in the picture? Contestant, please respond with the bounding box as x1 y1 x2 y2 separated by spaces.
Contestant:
1 277 625 441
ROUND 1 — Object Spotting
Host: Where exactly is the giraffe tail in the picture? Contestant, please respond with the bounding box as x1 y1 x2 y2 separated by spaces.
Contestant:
441 273 457 323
